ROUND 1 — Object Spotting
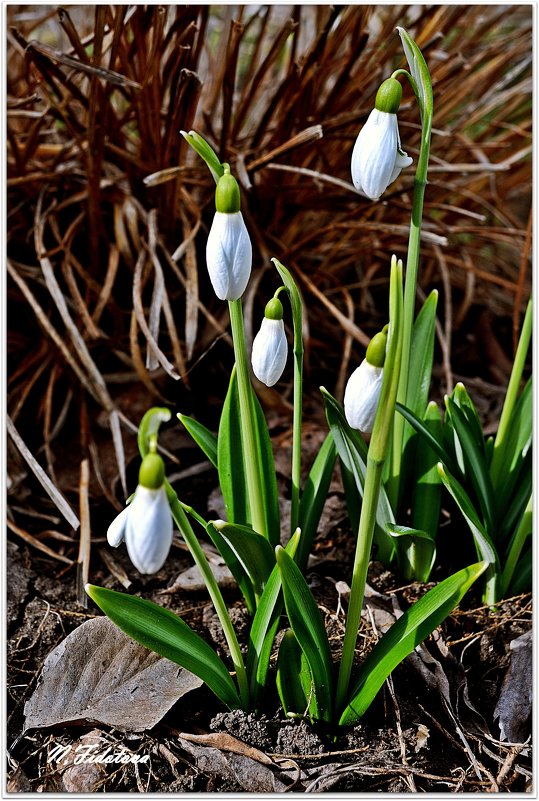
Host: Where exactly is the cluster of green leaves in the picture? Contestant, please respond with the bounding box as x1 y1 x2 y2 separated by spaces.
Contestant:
87 30 495 730
327 289 441 583
88 254 487 728
397 301 532 605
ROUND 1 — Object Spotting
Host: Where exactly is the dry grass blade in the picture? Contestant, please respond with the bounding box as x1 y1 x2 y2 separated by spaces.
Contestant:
7 417 79 530
7 519 74 566
76 459 91 607
132 251 180 381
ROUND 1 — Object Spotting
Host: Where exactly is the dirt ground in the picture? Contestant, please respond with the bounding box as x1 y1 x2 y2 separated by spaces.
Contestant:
6 445 532 793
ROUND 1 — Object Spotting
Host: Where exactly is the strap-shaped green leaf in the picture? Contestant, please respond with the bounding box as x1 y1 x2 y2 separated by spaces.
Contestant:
402 290 438 463
247 530 300 705
296 433 337 570
446 398 494 532
506 548 532 596
387 524 436 584
340 560 488 726
396 402 458 475
451 383 486 454
252 389 281 547
498 449 532 543
437 464 500 605
218 366 250 526
411 401 443 539
177 413 218 467
205 523 256 616
322 388 395 561
210 521 276 597
276 630 315 719
493 377 532 511
85 585 241 709
276 546 333 723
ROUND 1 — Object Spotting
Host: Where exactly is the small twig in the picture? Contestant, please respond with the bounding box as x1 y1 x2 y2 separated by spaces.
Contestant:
76 459 91 607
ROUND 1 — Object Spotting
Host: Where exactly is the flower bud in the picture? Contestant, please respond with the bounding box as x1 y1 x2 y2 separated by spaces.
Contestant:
351 77 412 201
206 211 252 300
344 359 384 433
251 298 288 387
106 454 173 575
344 327 388 433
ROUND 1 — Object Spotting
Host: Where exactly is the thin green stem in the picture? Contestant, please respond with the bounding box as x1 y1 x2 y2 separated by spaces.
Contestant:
168 491 250 708
228 298 267 538
335 459 384 713
490 298 532 486
336 257 403 715
388 113 432 512
290 312 304 535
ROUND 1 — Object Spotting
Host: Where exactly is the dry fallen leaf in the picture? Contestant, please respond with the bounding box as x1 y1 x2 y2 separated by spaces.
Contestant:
175 735 297 792
494 630 532 744
24 617 203 732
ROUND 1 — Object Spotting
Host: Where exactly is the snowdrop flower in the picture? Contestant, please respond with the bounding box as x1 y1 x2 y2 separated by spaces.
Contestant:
206 168 252 301
344 328 388 433
251 297 288 386
351 78 413 201
107 452 173 574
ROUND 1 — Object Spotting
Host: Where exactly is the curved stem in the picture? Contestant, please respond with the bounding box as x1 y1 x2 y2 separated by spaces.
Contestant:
168 490 250 708
388 109 433 513
228 298 267 538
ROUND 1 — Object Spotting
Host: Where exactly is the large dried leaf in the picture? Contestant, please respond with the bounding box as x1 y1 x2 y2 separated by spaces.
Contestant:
24 617 203 733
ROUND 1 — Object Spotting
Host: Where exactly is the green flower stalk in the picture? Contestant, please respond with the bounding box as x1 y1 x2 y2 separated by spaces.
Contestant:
336 256 404 714
388 28 434 510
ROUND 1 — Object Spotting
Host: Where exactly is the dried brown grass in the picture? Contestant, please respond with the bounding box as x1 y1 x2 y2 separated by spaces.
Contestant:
6 5 532 533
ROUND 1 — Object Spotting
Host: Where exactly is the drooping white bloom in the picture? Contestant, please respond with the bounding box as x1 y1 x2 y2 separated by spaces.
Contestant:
344 359 384 433
351 110 413 201
107 485 173 575
251 317 288 386
206 211 252 301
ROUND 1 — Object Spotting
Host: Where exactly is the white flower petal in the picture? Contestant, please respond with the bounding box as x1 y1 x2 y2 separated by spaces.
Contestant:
351 110 398 201
344 359 384 433
387 146 413 187
251 317 288 387
351 110 412 200
107 504 129 547
125 486 173 574
206 211 252 301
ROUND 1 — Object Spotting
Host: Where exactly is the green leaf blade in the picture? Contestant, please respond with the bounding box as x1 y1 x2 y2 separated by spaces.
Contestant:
276 547 333 723
247 530 300 705
218 367 250 526
340 561 487 726
86 585 241 709
296 433 337 571
211 521 276 597
178 414 218 468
